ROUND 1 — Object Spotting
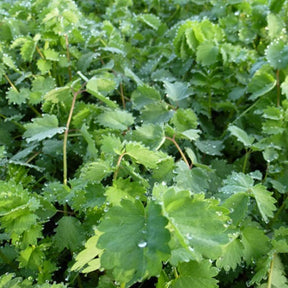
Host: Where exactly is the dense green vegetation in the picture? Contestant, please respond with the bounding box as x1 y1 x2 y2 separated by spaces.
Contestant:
1 0 288 287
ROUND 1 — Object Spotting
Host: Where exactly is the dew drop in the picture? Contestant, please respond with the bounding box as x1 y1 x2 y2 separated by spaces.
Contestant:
138 240 147 248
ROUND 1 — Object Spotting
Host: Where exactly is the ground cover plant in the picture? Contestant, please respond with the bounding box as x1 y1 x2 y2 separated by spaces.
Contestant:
1 0 288 287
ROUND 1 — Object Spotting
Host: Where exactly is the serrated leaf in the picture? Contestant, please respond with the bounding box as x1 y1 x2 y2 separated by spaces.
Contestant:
43 49 59 61
141 102 173 124
170 108 198 132
174 161 209 193
251 184 277 223
18 245 44 270
267 14 284 39
98 200 170 285
160 188 229 260
100 134 123 155
266 40 288 70
54 216 85 252
97 109 134 130
228 125 255 147
247 69 276 100
23 114 66 143
131 85 161 110
6 87 30 105
37 58 52 74
196 41 219 66
21 38 37 62
272 227 288 253
163 81 193 102
125 142 165 169
138 14 161 30
241 222 270 264
195 140 224 156
105 178 146 206
216 236 244 271
130 124 164 150
222 193 249 225
80 160 113 183
71 232 102 272
172 260 218 288
220 172 254 195
80 124 98 159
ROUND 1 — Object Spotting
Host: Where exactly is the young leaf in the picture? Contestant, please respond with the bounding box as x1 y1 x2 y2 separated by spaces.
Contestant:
71 232 102 273
23 114 66 143
228 125 255 147
97 109 134 130
266 40 288 70
125 142 166 169
251 184 277 223
97 200 170 285
196 41 219 66
54 216 85 252
80 160 113 183
171 260 219 288
163 81 193 102
138 14 161 30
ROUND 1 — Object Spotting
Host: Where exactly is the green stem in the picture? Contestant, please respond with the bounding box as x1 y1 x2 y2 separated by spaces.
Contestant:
120 283 126 288
242 149 250 173
208 89 212 118
267 253 275 288
63 88 82 186
4 73 18 92
120 82 126 109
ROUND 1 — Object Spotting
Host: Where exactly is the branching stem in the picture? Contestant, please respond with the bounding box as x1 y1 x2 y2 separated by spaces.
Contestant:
113 152 127 180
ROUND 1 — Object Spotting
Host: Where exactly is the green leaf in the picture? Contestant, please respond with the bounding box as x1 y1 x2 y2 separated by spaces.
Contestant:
195 140 224 156
71 232 102 273
125 142 166 169
86 78 118 108
170 108 198 132
98 200 170 285
130 124 164 150
141 102 174 124
228 125 255 147
220 172 254 195
18 245 45 270
272 227 288 253
6 87 30 105
43 49 59 61
97 109 134 130
158 188 229 260
267 14 284 39
131 85 161 110
196 41 219 66
281 75 288 99
23 114 66 143
266 40 288 70
174 161 210 193
54 216 86 252
100 134 123 155
247 69 276 100
138 14 161 30
37 59 52 74
251 184 277 223
240 221 270 264
105 178 146 206
80 160 113 183
216 236 244 271
80 124 98 159
163 81 193 102
171 260 218 288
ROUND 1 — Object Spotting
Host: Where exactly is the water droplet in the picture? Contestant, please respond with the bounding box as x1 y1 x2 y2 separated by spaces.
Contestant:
138 240 147 248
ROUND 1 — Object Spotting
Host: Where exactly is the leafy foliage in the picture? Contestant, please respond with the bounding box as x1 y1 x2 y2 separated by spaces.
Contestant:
1 0 288 287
